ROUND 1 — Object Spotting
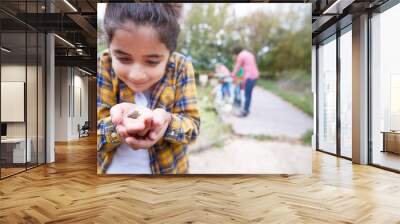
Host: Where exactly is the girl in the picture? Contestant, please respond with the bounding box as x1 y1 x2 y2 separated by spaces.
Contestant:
97 3 200 174
215 63 232 102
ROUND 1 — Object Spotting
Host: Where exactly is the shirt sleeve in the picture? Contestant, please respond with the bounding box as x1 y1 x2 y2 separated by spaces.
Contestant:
97 54 121 153
163 59 200 145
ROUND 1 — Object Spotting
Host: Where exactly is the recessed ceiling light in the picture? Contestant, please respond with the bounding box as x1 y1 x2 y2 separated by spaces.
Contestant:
63 0 78 12
54 34 75 48
323 0 355 15
1 47 11 53
78 67 92 76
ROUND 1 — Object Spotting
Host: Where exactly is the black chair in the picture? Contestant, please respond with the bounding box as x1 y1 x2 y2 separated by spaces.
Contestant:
78 121 90 138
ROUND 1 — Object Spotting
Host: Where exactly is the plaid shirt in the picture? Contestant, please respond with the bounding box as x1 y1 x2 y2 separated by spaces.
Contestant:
97 51 200 174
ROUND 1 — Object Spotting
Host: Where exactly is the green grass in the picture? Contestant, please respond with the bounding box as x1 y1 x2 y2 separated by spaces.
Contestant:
98 44 106 54
213 139 226 148
195 85 232 148
248 132 312 145
248 134 275 141
196 79 313 146
257 79 313 117
301 129 313 145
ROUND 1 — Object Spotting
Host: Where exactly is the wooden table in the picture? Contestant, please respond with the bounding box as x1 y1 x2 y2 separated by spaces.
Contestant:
381 131 400 154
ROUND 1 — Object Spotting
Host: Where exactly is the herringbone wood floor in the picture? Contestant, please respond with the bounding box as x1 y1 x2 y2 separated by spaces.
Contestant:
1 135 400 223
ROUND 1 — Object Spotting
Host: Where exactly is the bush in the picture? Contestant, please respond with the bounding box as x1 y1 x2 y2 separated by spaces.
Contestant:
301 129 313 145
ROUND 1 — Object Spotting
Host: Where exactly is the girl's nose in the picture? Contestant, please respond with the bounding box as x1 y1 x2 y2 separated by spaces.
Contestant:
129 64 147 81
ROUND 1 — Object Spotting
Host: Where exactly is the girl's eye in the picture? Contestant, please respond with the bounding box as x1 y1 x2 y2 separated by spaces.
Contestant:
117 57 132 64
146 61 160 66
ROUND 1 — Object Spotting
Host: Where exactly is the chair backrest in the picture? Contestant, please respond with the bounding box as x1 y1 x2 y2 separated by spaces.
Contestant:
82 121 90 129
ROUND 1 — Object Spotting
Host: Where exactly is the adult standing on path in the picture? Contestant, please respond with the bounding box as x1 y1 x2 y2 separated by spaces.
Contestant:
231 46 260 117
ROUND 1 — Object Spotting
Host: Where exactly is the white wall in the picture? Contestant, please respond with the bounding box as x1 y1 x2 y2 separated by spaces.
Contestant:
1 65 36 138
54 67 89 141
55 66 69 141
1 65 25 133
70 71 89 139
1 64 46 164
1 65 26 143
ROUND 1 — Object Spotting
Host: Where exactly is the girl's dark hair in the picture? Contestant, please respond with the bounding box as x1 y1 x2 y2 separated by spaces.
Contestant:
104 3 182 52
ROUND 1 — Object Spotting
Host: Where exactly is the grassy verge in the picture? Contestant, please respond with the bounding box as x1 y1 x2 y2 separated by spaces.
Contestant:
194 84 232 149
247 132 312 145
301 129 313 145
196 81 312 147
98 44 106 55
257 76 313 145
257 78 313 117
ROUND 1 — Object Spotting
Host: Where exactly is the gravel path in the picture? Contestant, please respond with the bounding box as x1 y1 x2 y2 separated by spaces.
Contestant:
188 85 313 174
217 86 313 139
189 138 312 174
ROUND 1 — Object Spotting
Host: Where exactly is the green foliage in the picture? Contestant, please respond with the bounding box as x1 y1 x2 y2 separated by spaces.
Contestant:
213 140 225 148
301 129 313 145
248 134 275 141
196 84 232 147
98 44 106 54
177 4 311 79
178 4 235 71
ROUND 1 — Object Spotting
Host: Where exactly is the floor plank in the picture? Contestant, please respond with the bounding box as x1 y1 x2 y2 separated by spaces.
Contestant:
0 135 399 223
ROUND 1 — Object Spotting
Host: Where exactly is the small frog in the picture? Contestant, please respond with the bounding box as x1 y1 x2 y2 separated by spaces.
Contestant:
126 109 151 137
127 110 141 119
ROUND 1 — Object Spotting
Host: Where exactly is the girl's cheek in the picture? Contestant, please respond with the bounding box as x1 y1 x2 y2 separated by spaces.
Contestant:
153 62 168 77
113 62 129 79
150 67 166 81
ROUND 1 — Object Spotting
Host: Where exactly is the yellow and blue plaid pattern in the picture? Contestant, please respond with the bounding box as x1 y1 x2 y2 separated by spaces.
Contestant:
97 51 200 174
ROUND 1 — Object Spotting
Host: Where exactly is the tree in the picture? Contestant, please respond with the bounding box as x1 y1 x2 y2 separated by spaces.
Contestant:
177 3 311 79
178 4 235 72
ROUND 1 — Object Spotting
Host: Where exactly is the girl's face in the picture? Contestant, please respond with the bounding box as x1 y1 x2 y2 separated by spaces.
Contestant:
109 23 170 93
